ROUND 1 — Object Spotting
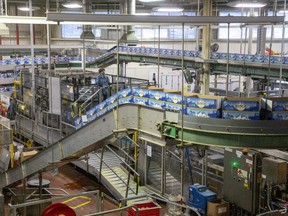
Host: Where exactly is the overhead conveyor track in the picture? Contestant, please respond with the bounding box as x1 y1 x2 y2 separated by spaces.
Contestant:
90 46 288 79
2 46 288 79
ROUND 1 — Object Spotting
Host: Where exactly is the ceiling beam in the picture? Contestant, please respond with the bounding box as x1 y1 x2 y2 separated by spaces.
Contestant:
47 12 285 26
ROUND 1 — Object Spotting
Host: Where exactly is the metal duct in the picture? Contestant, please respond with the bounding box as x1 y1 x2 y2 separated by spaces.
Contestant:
0 0 9 36
119 0 139 46
80 0 95 39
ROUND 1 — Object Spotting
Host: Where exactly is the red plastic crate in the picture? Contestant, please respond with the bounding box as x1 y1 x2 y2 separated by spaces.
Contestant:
128 201 161 216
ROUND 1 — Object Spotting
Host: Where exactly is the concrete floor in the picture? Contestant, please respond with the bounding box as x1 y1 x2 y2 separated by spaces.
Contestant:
4 164 120 216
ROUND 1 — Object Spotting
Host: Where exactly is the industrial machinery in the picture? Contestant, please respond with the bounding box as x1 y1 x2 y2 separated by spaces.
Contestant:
223 148 261 214
188 184 217 214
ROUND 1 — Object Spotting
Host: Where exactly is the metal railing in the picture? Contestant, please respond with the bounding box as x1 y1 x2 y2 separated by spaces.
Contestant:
113 136 140 176
8 190 101 216
70 87 102 119
119 193 201 216
98 145 141 199
84 205 140 216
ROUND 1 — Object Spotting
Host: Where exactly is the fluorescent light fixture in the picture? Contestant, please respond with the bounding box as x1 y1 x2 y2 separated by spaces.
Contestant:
139 0 164 2
62 2 82 9
17 6 40 11
155 7 184 12
228 2 266 8
135 13 150 16
0 16 57 24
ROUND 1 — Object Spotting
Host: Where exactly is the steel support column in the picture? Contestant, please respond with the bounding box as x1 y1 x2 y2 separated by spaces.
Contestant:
200 0 212 95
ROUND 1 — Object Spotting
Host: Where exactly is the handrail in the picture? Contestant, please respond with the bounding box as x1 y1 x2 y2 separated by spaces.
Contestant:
124 135 140 148
105 145 140 195
94 152 137 195
8 190 100 213
105 145 140 178
109 143 136 164
74 86 96 104
84 205 140 216
78 83 122 117
167 149 182 161
119 193 201 216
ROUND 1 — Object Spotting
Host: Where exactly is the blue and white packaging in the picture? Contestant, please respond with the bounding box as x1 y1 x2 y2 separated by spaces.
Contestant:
98 100 108 110
245 55 255 62
271 112 288 120
74 116 82 126
165 102 184 112
96 107 108 118
133 88 149 98
149 90 166 101
148 99 166 110
87 104 100 118
88 114 97 122
106 94 118 105
133 96 148 106
166 93 185 104
261 97 288 111
222 111 260 120
222 98 259 111
186 107 220 118
255 55 264 63
186 97 220 109
118 88 132 98
106 102 117 112
119 96 134 105
272 101 288 111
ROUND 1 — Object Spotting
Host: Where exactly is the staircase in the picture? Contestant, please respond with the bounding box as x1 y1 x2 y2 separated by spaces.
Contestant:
72 149 151 205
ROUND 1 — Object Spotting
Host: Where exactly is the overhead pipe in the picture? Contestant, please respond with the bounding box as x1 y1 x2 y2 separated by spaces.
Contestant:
15 5 19 45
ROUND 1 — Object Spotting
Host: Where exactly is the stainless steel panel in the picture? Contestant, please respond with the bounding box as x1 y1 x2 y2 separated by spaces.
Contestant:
117 105 138 129
0 111 116 188
139 106 164 138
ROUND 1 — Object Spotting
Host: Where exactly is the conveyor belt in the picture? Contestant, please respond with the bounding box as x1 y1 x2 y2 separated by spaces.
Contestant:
3 90 288 189
0 104 165 188
1 46 288 78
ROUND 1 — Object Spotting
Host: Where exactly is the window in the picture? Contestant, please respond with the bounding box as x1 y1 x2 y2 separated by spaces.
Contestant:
61 11 82 38
218 11 258 39
135 27 168 39
62 24 83 38
135 11 196 39
266 11 288 39
168 26 196 39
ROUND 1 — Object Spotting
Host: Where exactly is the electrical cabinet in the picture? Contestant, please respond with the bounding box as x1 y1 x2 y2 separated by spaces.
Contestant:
262 157 287 184
223 148 261 214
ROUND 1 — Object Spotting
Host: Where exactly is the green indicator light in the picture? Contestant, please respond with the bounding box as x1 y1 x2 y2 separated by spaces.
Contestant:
232 161 238 168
